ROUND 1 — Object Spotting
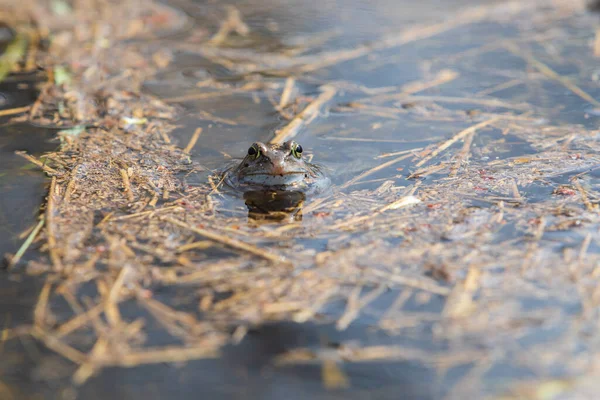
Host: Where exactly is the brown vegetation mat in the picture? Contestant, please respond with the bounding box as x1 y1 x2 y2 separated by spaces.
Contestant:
3 0 600 397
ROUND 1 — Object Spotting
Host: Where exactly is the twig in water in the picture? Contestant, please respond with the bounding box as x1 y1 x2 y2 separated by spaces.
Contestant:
448 130 475 177
7 218 45 269
162 89 238 103
367 94 525 110
330 195 421 230
573 179 596 212
105 267 128 327
341 153 414 189
184 128 203 154
413 117 501 169
510 179 523 202
504 41 600 107
15 151 59 175
163 216 292 266
369 269 451 296
409 163 449 179
25 29 39 71
396 69 459 97
54 303 104 338
324 137 423 143
270 85 337 144
475 78 524 97
337 285 386 330
376 148 424 159
31 326 87 365
278 77 296 110
34 279 52 328
111 344 220 367
208 6 249 46
595 28 600 58
112 205 183 221
443 267 481 318
0 105 30 117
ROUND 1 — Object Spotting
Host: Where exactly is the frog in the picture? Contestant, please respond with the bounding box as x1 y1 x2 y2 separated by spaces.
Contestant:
223 141 329 194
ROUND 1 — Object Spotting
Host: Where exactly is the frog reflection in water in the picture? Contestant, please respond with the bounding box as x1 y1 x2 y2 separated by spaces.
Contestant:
224 141 329 221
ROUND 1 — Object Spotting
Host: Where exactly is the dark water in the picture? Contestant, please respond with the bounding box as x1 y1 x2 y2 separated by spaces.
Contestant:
2 1 600 399
0 80 55 258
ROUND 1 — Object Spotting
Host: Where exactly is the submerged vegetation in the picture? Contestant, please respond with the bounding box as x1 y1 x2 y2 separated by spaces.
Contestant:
2 0 600 398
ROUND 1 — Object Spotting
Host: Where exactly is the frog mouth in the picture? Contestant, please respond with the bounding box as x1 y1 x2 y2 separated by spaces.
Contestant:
239 171 308 186
243 171 307 176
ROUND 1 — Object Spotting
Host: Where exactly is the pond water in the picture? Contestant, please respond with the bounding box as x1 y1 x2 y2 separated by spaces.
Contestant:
2 0 600 399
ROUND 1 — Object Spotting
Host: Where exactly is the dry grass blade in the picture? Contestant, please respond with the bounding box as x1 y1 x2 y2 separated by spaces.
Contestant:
111 344 220 367
112 205 183 221
105 267 128 327
376 147 424 159
162 89 239 103
322 360 350 389
369 269 451 296
270 85 337 144
24 29 39 71
55 304 104 338
504 41 600 107
414 117 501 169
45 177 63 271
475 78 524 97
409 163 449 179
367 94 525 110
449 131 475 176
396 69 459 96
278 76 296 110
573 179 596 212
443 267 481 318
0 105 30 117
336 285 386 330
379 195 422 212
15 151 59 175
183 127 203 154
120 169 135 202
324 137 421 143
72 338 108 385
31 327 87 364
7 218 44 269
341 153 414 189
208 6 249 46
595 28 600 58
33 279 52 328
330 195 421 230
276 344 483 366
163 216 292 265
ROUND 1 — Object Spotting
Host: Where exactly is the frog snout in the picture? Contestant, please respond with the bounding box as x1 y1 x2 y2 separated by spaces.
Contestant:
270 163 286 175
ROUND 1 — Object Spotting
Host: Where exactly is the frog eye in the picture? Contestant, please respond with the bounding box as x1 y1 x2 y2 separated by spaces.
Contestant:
291 142 303 159
247 144 260 159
